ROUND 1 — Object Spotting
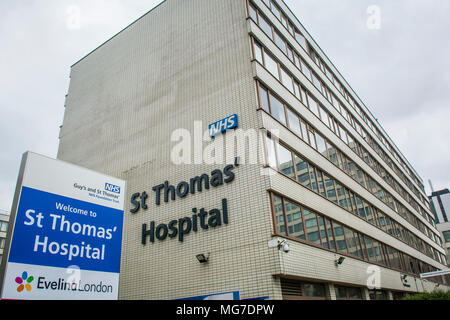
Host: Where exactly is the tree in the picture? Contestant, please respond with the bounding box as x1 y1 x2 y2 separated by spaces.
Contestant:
402 290 450 300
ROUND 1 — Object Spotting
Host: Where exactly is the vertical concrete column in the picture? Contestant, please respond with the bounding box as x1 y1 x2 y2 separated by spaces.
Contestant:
362 287 371 300
387 290 394 300
327 283 336 300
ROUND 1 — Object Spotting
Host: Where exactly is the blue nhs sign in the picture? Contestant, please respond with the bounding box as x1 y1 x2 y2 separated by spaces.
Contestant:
105 183 121 194
208 114 238 137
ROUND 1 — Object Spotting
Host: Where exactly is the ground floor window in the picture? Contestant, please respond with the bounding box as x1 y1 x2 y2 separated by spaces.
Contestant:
281 279 328 300
335 285 363 300
369 289 388 300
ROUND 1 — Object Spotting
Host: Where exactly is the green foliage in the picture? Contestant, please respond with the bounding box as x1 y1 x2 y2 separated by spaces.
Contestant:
402 290 450 300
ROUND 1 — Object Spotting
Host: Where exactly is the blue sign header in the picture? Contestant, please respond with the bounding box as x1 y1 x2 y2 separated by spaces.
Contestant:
8 186 124 273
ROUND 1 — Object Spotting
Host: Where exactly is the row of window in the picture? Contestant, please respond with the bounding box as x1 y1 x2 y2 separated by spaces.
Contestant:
252 0 426 197
280 279 406 300
248 6 431 220
270 192 445 279
264 133 447 266
257 76 442 249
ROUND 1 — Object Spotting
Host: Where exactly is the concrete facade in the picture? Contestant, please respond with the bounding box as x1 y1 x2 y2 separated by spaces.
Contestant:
57 0 449 300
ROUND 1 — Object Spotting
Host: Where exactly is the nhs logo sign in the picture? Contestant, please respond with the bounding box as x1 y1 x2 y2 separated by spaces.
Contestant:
208 114 238 137
105 183 121 194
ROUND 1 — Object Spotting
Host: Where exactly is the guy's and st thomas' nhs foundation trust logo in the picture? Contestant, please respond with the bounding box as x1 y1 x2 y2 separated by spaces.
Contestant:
15 271 34 293
104 183 121 194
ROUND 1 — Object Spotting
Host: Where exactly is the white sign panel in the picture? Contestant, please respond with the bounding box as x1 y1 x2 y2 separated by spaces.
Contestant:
0 152 126 300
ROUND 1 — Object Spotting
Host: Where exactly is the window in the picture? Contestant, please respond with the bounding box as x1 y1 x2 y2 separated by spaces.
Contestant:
0 221 7 232
278 144 295 179
274 31 287 55
443 230 450 243
304 209 320 245
281 279 327 300
253 41 263 64
280 67 294 93
0 238 5 249
336 286 363 300
315 134 327 157
324 174 337 204
259 85 269 113
265 136 277 169
303 283 326 298
300 119 308 142
269 93 286 125
249 3 258 22
272 194 286 235
307 94 320 118
333 222 347 253
295 155 310 188
344 227 358 258
285 200 305 240
287 109 301 137
295 30 308 50
265 53 279 79
258 13 273 38
317 216 329 249
300 59 312 81
369 290 388 300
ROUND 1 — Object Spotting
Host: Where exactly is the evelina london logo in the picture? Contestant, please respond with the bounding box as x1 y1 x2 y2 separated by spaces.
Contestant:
15 271 34 293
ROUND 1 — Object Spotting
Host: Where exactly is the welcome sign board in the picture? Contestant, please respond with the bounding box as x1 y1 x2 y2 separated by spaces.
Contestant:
0 152 125 300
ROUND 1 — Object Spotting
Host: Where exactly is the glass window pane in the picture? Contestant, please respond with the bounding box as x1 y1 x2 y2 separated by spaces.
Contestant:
300 119 308 142
274 31 287 54
308 164 318 192
364 236 376 262
344 227 358 257
270 2 281 20
316 169 326 197
285 200 305 240
304 283 326 298
295 32 308 51
269 93 286 125
280 67 294 93
272 194 286 235
258 13 273 39
300 86 308 105
295 155 310 188
327 144 339 167
265 135 277 169
326 218 336 250
316 134 327 157
355 196 366 219
307 94 320 118
287 109 301 137
334 222 347 253
253 41 263 64
265 53 279 79
324 174 337 204
312 73 322 92
318 216 329 249
259 85 270 113
278 144 295 179
300 59 312 80
348 288 362 299
303 209 320 245
249 4 258 22
336 287 347 299
309 130 317 150
335 182 345 209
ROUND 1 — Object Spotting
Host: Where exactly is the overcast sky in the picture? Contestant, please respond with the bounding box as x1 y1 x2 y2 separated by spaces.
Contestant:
0 0 449 213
